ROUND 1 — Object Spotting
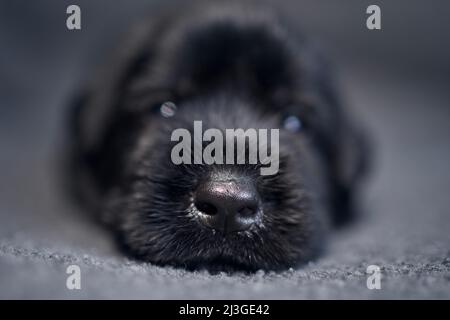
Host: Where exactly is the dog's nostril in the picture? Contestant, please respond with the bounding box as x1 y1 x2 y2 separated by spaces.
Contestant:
195 201 218 216
238 206 257 217
194 179 261 234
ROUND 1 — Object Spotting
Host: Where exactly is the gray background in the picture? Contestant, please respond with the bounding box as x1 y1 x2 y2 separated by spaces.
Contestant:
0 0 449 299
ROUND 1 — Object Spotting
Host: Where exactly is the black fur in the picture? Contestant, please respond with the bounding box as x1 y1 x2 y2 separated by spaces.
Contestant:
67 3 368 272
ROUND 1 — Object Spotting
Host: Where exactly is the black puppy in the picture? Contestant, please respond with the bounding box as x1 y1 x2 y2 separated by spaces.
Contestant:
68 4 368 271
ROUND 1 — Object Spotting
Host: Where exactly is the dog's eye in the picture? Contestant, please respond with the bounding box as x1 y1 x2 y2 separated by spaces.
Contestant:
160 101 177 118
282 115 302 133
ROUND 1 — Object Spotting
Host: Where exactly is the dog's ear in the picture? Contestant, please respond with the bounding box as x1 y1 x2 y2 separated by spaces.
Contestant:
70 21 158 153
336 123 371 190
66 19 166 209
294 71 371 227
330 117 372 227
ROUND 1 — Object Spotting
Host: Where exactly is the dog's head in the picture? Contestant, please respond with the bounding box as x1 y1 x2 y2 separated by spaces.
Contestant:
107 95 330 272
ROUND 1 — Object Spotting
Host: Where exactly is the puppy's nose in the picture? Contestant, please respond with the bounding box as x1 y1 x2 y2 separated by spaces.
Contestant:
194 180 260 234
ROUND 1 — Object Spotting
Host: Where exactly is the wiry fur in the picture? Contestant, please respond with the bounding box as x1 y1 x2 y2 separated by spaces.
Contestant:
67 3 368 272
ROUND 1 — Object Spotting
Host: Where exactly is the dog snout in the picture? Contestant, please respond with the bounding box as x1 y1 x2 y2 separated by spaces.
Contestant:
194 179 261 234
